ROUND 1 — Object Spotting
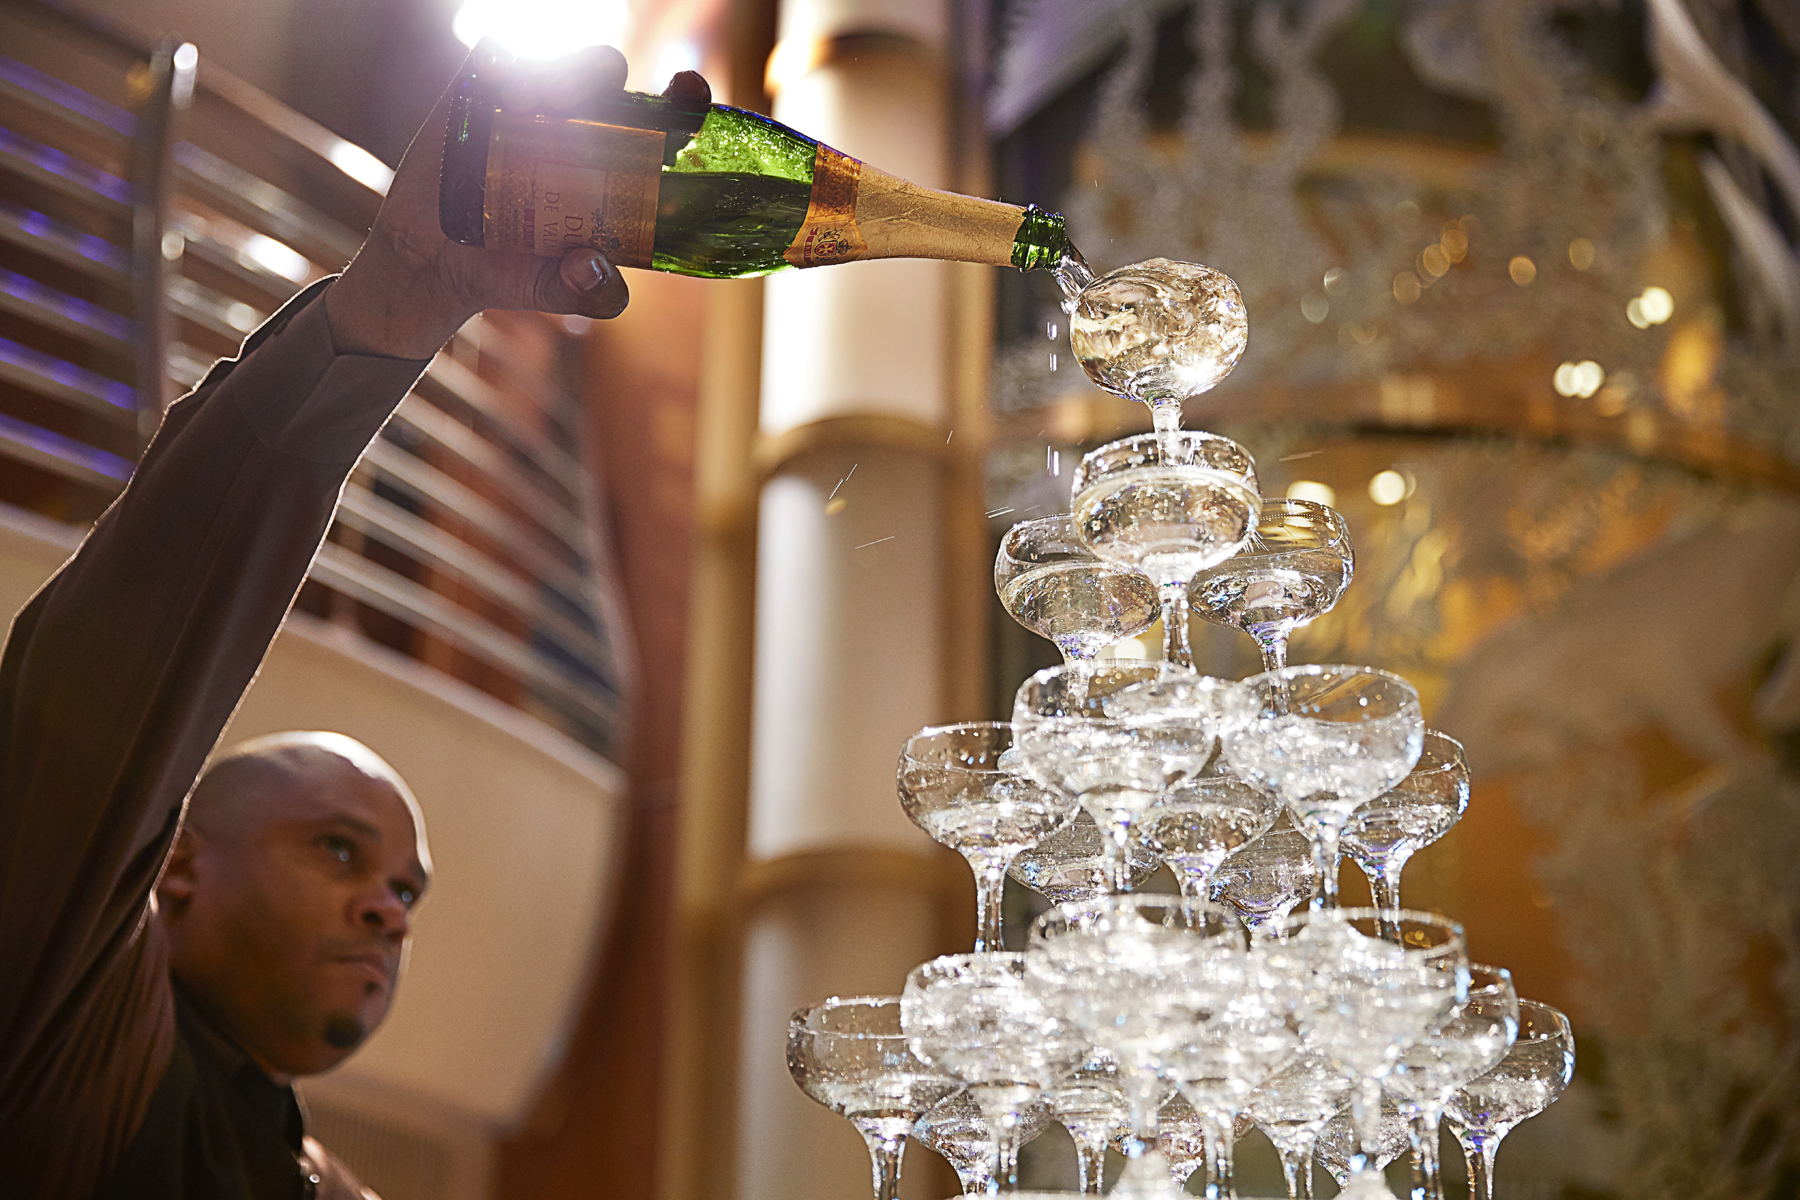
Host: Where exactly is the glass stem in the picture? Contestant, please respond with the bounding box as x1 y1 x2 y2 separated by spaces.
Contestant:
1349 1078 1383 1176
1457 1129 1504 1200
1174 865 1208 907
971 1088 1027 1192
1060 649 1095 708
1407 1103 1445 1200
1372 855 1409 940
1310 819 1342 908
1125 1068 1164 1159
969 852 1010 953
1151 400 1183 441
856 1129 907 1200
1070 1127 1110 1194
1101 801 1136 891
1200 1107 1237 1200
1276 1141 1316 1200
1255 630 1289 674
1158 579 1193 666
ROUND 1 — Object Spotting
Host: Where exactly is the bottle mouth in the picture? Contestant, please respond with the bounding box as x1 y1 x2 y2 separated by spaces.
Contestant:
1011 204 1067 270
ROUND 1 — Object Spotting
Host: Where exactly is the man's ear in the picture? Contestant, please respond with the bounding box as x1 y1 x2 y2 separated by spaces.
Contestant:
157 831 198 916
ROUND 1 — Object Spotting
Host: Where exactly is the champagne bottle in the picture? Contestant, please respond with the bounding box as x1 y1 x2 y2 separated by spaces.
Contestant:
439 62 1070 279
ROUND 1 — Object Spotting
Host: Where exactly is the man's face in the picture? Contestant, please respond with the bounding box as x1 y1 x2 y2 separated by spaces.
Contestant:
162 749 431 1079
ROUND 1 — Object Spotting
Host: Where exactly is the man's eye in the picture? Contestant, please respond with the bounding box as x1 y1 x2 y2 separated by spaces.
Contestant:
320 836 353 864
396 885 417 907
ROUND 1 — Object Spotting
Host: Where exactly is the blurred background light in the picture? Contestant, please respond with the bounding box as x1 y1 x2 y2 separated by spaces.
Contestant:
1287 480 1337 507
326 140 395 193
1509 255 1537 285
1368 469 1409 505
1554 360 1606 398
238 233 310 283
1625 286 1673 329
452 0 631 60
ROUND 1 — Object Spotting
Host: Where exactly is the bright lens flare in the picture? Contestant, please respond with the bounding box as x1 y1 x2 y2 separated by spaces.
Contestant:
453 0 630 59
1553 360 1605 398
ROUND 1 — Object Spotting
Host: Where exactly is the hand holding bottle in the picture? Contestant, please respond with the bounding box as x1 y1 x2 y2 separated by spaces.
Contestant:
326 42 711 358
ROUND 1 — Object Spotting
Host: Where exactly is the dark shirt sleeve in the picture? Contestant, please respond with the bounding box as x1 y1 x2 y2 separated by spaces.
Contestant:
0 278 430 1199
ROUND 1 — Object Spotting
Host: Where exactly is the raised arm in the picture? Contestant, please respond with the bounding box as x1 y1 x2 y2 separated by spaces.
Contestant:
0 43 702 1194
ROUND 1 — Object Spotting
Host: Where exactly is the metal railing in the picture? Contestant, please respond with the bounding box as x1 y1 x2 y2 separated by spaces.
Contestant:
0 0 629 757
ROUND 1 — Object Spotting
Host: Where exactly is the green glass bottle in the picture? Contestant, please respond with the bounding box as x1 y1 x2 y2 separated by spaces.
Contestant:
439 60 1070 279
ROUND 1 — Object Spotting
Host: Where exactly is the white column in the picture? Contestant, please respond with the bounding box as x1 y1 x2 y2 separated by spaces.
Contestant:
736 0 959 1197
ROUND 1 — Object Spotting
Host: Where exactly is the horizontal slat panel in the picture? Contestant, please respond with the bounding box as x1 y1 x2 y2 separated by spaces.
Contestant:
1 15 627 757
422 355 584 492
167 341 215 390
0 406 132 488
0 267 132 350
333 481 616 680
0 333 135 421
391 396 587 551
167 274 262 342
0 123 130 213
174 141 361 266
0 198 129 282
0 52 133 137
309 544 622 729
358 438 592 602
170 211 307 300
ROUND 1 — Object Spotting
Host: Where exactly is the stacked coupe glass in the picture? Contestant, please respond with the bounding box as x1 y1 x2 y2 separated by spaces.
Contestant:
788 267 1572 1200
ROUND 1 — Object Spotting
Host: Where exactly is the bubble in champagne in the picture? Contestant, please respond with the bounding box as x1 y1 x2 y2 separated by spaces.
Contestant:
1068 258 1248 404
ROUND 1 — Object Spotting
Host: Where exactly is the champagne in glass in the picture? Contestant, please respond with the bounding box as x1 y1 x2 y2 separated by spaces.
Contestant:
1218 665 1424 907
1136 771 1279 905
1008 809 1162 903
997 516 1159 669
788 996 962 1200
1190 499 1353 673
1013 662 1217 891
1209 825 1321 935
1066 258 1250 438
1072 432 1261 666
1342 732 1470 927
1389 965 1518 1200
903 955 1086 1191
1443 1001 1575 1200
913 1091 1053 1195
900 722 1077 952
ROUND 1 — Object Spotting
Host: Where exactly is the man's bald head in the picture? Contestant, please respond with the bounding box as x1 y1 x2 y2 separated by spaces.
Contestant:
161 732 431 1080
187 732 429 870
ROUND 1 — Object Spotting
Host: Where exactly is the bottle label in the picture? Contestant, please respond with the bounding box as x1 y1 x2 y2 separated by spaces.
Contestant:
483 111 662 267
784 144 867 268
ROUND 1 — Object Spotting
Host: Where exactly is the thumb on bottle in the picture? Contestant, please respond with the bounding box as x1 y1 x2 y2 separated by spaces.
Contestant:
540 248 628 319
561 248 612 293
